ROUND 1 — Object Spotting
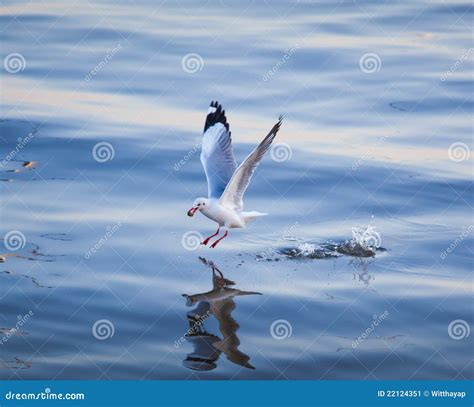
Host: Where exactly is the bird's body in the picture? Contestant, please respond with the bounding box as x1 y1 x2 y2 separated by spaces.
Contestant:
187 101 283 248
200 199 243 228
199 198 267 228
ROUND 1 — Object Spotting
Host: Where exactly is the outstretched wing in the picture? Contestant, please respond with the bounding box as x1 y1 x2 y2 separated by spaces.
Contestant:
200 101 237 199
211 298 255 369
219 116 283 211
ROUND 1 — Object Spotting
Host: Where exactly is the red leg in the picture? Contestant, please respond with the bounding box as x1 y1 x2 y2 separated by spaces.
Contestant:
201 227 220 246
210 230 228 249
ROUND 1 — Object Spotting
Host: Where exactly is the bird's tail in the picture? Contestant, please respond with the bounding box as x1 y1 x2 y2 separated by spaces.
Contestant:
241 211 268 225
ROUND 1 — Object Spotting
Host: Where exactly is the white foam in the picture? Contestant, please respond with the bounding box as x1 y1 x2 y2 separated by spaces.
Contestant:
297 242 316 256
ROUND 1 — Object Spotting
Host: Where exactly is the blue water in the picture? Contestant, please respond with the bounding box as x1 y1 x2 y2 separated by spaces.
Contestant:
0 0 472 380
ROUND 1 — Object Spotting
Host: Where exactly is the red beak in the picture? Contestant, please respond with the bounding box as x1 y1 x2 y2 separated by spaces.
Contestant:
187 206 198 217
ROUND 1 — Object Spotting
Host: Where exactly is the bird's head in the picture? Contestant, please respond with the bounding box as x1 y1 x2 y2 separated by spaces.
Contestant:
187 197 209 217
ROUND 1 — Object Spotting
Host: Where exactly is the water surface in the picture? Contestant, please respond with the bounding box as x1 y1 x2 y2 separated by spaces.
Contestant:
0 0 472 380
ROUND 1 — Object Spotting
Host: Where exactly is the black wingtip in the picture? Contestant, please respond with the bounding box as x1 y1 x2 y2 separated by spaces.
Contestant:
272 115 283 135
204 101 230 133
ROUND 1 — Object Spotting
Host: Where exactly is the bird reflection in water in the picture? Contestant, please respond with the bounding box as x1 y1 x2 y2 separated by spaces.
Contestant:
181 257 261 371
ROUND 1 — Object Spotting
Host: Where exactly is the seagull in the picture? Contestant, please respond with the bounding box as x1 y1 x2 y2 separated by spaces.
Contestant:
187 101 283 248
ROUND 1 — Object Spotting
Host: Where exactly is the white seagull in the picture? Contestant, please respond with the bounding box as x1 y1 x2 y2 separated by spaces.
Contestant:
187 101 283 248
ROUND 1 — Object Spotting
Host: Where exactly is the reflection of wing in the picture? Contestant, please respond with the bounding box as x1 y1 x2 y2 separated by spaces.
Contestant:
201 101 237 199
220 116 282 211
211 299 255 369
183 333 222 372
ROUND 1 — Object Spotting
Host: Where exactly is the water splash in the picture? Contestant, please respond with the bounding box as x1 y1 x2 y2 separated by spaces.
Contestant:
261 225 385 261
351 225 381 250
278 242 340 259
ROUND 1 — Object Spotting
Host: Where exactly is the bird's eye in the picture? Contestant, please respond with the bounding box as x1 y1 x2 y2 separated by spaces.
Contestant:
203 203 205 206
